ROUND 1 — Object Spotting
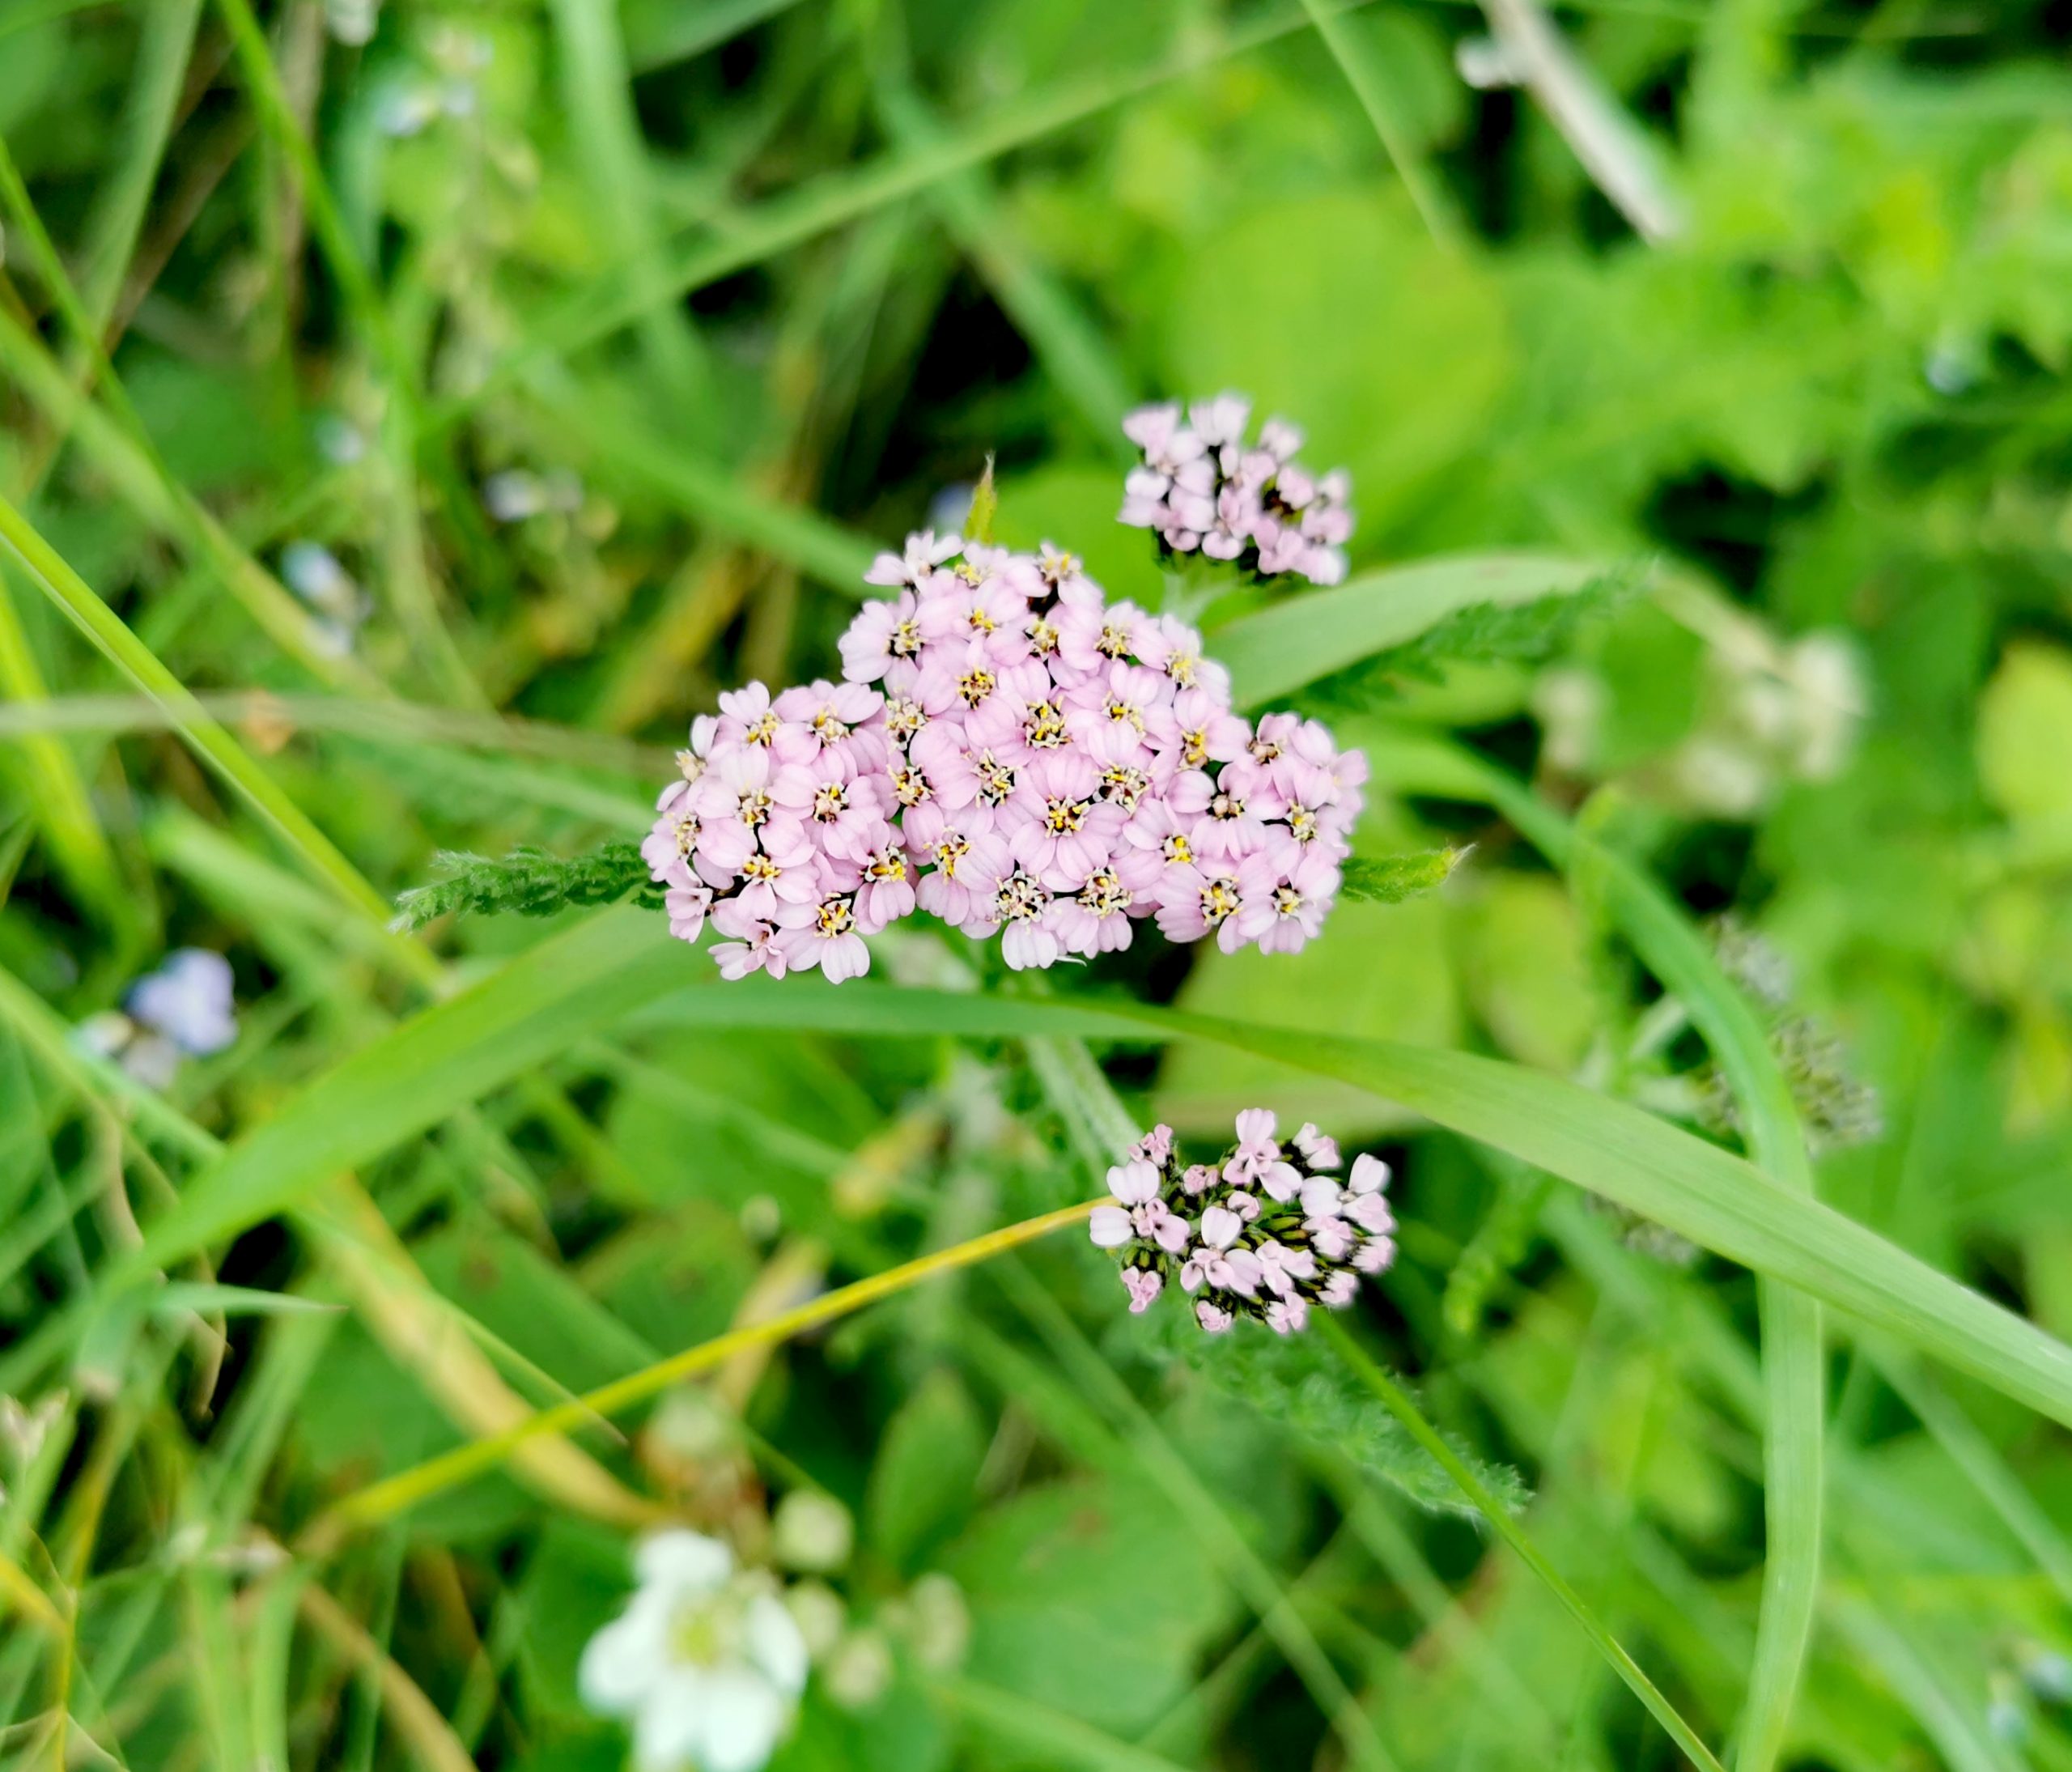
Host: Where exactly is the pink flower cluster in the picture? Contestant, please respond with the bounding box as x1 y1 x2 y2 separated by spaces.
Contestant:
641 530 1365 982
1089 1112 1397 1336
1119 394 1354 586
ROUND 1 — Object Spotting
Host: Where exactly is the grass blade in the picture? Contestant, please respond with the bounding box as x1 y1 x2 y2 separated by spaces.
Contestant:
1394 736 1824 1772
0 489 392 925
111 909 2072 1450
1317 1314 1726 1772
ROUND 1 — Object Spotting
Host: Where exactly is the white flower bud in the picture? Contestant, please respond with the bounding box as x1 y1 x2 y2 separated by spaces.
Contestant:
824 1630 894 1710
771 1490 853 1574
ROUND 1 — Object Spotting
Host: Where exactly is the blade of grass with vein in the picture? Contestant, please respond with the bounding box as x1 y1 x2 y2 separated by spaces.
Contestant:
95 919 2072 1438
1372 733 1823 1772
1296 0 1461 244
0 575 130 933
1216 551 1618 705
0 491 392 926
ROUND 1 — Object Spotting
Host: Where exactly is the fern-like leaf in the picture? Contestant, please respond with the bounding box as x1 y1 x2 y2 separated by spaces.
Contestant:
1306 564 1645 710
1160 1319 1529 1519
390 842 660 932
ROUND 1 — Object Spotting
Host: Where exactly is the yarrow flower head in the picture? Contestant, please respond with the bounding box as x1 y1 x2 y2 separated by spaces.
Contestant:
580 1528 810 1772
1089 1111 1396 1336
1119 394 1354 586
643 509 1365 982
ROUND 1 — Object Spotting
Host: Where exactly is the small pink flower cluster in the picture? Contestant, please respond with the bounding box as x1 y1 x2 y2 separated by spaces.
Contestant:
641 531 1365 981
1089 1111 1397 1336
1118 394 1354 586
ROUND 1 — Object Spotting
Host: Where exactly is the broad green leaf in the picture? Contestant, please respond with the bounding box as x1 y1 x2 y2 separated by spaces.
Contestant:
944 1476 1234 1736
1214 552 1613 707
867 1370 988 1573
1978 642 2072 823
1160 189 1510 529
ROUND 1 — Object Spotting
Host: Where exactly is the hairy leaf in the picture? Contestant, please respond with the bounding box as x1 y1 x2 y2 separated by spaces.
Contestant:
1303 567 1644 710
1162 1315 1526 1519
1340 847 1467 905
389 843 660 932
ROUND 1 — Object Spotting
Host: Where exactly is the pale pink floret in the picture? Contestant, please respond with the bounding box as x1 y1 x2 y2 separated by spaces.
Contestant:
1153 852 1278 954
1241 847 1343 956
1048 869 1136 957
709 899 790 980
1345 1153 1395 1234
642 803 701 882
771 752 891 862
1265 1297 1310 1336
999 917 1061 971
664 882 713 944
1120 402 1208 493
917 573 1032 666
774 680 887 768
1122 1268 1165 1313
854 840 918 929
1293 1121 1341 1171
839 593 928 683
906 804 1010 928
1004 752 1126 887
1131 1124 1176 1166
865 529 963 589
774 894 872 982
728 820 824 920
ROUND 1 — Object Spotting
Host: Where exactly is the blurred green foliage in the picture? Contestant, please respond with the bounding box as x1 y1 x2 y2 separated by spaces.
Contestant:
5 1 2072 1769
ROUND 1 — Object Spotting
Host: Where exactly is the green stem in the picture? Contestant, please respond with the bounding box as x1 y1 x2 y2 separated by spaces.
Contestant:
1314 1314 1728 1772
318 1199 1101 1538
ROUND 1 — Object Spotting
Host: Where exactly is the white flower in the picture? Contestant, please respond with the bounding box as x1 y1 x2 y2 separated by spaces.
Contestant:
580 1530 809 1772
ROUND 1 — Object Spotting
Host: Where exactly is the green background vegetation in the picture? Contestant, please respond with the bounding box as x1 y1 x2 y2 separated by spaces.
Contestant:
5 1 2072 1768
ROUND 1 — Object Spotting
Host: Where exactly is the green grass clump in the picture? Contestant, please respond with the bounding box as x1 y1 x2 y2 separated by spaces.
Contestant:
5 4 2072 1770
